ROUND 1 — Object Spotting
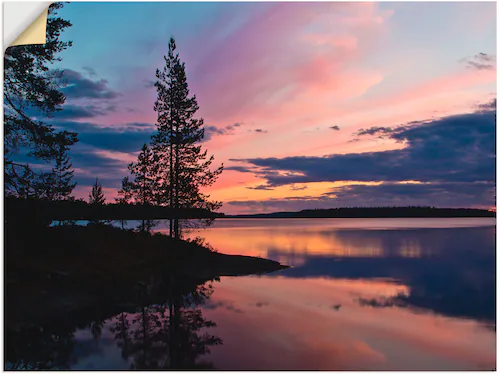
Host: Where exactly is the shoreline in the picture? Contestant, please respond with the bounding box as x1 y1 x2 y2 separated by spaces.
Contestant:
5 224 288 327
219 215 496 219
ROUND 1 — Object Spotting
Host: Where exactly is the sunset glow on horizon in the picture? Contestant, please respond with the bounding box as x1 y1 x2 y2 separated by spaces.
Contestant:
29 2 495 214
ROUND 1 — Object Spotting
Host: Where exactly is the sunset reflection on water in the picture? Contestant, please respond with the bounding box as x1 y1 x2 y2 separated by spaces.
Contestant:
199 276 494 370
69 218 495 370
181 218 494 262
184 218 495 370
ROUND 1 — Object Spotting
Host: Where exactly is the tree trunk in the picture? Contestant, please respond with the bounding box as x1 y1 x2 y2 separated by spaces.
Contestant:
172 108 180 239
169 118 174 238
174 128 180 239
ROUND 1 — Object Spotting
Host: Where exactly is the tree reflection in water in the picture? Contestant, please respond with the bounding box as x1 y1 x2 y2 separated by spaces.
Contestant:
111 279 222 369
6 324 77 370
5 274 223 370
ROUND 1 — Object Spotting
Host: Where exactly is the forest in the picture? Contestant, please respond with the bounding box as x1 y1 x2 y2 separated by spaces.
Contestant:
228 206 495 218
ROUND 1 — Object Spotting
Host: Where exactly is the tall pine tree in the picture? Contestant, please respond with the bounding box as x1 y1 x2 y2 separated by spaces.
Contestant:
152 37 223 238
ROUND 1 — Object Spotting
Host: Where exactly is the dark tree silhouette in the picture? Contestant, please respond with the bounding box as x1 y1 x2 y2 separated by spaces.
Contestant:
51 131 77 201
152 37 223 238
125 144 160 205
119 144 160 232
89 177 106 205
4 3 78 196
116 177 133 204
88 177 107 225
115 176 133 229
5 163 45 198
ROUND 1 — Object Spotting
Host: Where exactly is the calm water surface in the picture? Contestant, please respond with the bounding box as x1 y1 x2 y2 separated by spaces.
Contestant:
27 218 500 370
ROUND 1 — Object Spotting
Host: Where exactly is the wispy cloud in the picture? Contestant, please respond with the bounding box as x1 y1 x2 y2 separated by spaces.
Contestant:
204 122 245 141
461 53 496 71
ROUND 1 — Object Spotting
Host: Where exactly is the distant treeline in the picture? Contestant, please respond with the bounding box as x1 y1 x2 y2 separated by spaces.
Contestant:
5 197 223 223
226 206 496 218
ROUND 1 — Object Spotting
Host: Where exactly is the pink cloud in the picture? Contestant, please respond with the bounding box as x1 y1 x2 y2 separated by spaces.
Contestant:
183 2 393 124
353 68 496 112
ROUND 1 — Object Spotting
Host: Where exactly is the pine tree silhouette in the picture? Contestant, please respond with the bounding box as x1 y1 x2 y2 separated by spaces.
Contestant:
119 144 160 232
52 131 77 201
152 37 223 238
89 178 106 206
88 177 106 225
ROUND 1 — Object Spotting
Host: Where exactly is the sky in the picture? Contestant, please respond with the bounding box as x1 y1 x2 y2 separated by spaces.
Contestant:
32 1 497 214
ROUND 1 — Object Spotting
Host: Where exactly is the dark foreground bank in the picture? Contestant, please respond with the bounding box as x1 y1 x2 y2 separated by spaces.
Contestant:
6 223 290 369
5 224 287 328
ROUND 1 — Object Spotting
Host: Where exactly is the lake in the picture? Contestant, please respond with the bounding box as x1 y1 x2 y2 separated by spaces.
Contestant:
11 218 497 370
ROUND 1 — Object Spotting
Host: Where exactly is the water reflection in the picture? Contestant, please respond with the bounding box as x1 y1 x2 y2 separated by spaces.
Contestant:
6 219 496 370
6 321 77 369
5 274 223 370
200 276 494 370
267 227 495 322
187 219 495 323
109 305 221 369
180 218 494 258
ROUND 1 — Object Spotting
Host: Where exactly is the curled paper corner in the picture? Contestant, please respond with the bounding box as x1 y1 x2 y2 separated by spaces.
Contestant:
11 7 49 47
4 2 51 48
